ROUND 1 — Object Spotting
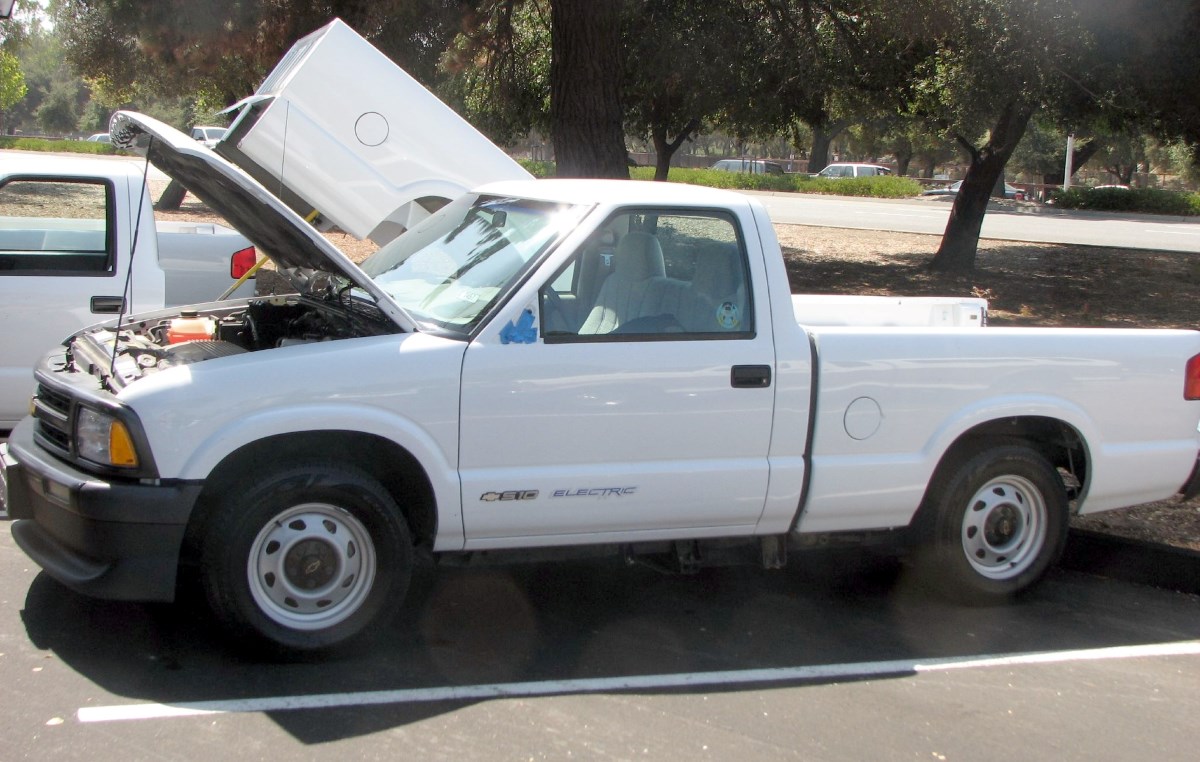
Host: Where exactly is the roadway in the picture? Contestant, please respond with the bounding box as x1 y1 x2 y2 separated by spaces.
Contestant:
743 190 1200 253
66 151 1200 253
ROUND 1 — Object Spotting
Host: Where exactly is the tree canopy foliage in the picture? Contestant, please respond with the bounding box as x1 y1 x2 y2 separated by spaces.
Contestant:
22 0 1200 269
0 50 28 133
53 0 462 115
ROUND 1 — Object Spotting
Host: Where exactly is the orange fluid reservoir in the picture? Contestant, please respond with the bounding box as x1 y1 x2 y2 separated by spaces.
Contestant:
167 309 216 344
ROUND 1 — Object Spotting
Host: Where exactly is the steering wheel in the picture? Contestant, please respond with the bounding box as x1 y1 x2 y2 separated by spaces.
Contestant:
612 313 686 335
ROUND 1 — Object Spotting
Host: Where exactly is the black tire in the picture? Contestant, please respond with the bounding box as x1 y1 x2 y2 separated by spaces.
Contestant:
198 463 412 652
918 444 1069 602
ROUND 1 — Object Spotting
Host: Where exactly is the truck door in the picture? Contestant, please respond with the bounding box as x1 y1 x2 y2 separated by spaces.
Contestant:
459 208 776 544
0 175 140 428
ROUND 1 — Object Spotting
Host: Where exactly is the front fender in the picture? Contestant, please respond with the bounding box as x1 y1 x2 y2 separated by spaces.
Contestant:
175 402 464 550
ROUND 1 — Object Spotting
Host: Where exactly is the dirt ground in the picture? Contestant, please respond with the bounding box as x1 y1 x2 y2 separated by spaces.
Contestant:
156 199 1200 551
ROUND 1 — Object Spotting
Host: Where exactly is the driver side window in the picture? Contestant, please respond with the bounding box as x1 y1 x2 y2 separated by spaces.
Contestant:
540 209 753 342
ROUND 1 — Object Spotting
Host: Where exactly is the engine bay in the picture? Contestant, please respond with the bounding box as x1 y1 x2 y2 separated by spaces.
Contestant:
65 294 398 390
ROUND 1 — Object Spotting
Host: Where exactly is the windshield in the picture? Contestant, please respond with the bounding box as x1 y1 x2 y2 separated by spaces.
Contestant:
361 194 590 333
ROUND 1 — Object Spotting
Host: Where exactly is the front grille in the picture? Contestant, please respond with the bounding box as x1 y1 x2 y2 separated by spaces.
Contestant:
33 383 73 456
36 383 71 418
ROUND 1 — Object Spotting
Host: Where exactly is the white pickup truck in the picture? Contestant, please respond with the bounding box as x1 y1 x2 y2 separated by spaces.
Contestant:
2 22 1199 653
0 154 257 430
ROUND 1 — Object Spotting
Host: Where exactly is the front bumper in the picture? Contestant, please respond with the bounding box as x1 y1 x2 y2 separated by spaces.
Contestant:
1 417 202 601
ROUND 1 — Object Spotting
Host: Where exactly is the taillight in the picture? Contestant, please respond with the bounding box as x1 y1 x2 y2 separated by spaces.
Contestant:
1186 354 1200 400
231 246 257 279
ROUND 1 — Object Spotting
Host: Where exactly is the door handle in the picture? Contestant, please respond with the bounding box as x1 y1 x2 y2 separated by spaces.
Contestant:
91 296 125 314
731 364 772 388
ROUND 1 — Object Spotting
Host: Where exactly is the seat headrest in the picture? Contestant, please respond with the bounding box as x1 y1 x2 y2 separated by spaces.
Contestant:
691 243 740 297
614 232 666 280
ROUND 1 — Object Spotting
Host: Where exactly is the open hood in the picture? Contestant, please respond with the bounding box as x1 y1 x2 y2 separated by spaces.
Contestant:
110 110 417 333
215 18 532 246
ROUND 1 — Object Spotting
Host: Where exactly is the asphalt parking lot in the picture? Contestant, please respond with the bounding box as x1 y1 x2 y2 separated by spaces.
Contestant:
2 523 1198 760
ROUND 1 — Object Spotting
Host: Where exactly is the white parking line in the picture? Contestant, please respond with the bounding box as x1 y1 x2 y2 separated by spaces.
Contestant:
76 640 1200 724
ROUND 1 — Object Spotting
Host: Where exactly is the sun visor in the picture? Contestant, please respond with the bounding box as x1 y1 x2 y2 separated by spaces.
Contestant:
215 18 532 246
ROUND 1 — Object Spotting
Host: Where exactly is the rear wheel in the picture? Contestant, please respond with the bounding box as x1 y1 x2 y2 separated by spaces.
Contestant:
920 444 1069 601
199 463 412 652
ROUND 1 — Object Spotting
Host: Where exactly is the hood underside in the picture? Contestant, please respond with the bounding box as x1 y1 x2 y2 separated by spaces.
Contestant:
110 110 415 332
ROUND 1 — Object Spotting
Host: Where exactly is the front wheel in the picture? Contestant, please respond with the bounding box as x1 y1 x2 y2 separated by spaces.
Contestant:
919 444 1069 602
199 463 412 652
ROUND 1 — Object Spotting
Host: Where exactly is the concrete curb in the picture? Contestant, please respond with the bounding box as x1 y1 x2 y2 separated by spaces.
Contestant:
1060 529 1200 596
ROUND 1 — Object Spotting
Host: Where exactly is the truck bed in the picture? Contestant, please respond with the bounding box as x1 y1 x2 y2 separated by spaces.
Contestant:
791 294 987 328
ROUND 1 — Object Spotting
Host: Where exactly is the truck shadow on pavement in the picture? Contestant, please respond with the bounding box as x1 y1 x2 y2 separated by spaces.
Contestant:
19 551 1200 745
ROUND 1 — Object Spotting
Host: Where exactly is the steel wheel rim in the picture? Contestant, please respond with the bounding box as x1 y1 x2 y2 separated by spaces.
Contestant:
961 475 1047 580
247 503 377 631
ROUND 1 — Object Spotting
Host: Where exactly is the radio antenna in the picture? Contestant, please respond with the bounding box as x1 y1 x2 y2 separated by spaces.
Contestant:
109 136 154 380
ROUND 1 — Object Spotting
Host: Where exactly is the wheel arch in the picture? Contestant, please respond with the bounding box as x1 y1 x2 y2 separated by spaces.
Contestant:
914 415 1089 532
180 430 439 570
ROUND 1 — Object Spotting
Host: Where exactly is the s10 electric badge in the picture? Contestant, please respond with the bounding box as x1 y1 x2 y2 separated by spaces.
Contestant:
480 490 539 502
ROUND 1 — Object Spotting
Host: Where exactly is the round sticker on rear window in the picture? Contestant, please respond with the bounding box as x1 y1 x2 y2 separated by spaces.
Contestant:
716 301 740 329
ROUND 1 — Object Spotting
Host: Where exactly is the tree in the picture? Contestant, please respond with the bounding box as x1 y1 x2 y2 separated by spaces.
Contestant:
547 0 628 178
623 1 757 180
0 49 26 133
2 7 45 134
448 0 631 178
882 0 1087 272
54 1 462 107
735 2 876 174
35 81 79 133
440 0 551 146
878 119 957 177
0 50 25 134
1068 0 1200 163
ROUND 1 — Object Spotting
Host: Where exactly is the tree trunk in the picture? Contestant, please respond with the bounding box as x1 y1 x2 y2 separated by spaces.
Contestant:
651 117 700 182
806 121 846 174
1043 140 1103 184
155 179 188 210
1110 164 1136 185
550 0 628 179
1072 140 1101 176
895 148 913 177
929 101 1034 273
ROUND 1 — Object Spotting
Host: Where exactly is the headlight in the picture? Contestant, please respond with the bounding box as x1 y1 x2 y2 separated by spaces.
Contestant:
76 408 140 468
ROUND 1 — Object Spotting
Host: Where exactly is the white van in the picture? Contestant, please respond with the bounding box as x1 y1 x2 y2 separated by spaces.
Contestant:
814 163 892 178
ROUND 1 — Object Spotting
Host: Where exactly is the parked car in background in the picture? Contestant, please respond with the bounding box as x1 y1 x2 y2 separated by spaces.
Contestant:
190 126 228 148
922 180 1026 201
709 159 786 176
85 133 110 143
814 163 892 178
